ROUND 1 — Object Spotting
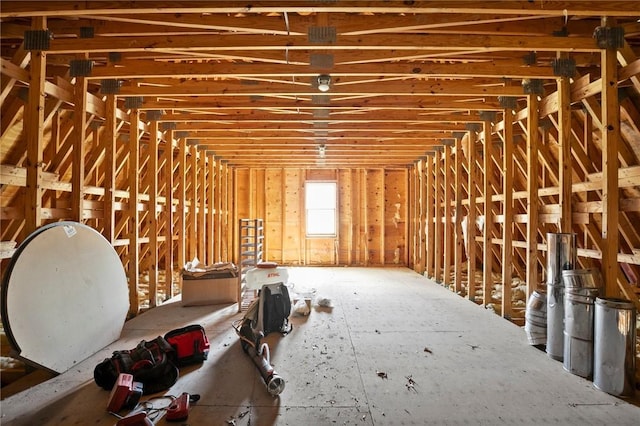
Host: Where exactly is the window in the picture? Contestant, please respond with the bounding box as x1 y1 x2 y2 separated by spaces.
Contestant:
305 181 337 237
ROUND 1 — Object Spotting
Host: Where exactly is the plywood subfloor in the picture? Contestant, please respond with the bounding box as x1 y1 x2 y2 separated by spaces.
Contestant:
1 267 639 425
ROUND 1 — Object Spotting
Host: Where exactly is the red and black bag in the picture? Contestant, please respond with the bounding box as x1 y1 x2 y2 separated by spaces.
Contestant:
164 324 210 366
93 336 179 394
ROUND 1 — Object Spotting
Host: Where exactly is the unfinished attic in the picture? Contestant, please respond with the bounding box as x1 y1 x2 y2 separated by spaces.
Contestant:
1 2 640 425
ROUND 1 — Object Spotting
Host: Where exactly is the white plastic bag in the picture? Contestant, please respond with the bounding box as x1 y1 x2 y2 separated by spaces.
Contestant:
293 298 310 316
315 295 332 308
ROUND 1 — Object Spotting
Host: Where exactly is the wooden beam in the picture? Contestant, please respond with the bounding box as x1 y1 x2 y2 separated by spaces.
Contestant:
443 144 453 287
372 170 391 265
413 161 423 272
164 132 175 297
128 108 140 316
0 46 29 105
501 110 514 319
46 110 61 185
24 16 46 234
0 97 23 141
91 60 556 80
198 148 207 260
215 159 222 262
222 162 231 260
425 154 434 278
482 119 494 307
419 160 427 274
3 1 639 18
43 32 600 55
408 164 416 269
188 146 198 258
140 97 501 111
454 135 465 294
526 95 540 297
176 138 187 271
467 129 477 301
114 79 527 97
345 169 354 266
103 94 117 243
147 119 159 308
617 41 640 95
151 111 484 124
601 38 620 298
557 75 573 233
71 73 87 222
434 148 443 281
207 153 215 265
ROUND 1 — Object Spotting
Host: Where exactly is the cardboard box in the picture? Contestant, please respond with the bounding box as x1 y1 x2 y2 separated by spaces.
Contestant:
181 276 237 306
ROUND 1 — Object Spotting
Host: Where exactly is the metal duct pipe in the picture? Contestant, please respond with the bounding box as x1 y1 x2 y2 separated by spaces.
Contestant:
545 233 577 361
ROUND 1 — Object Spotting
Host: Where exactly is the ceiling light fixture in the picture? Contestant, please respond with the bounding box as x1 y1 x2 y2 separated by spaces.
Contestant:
318 144 326 158
317 74 331 92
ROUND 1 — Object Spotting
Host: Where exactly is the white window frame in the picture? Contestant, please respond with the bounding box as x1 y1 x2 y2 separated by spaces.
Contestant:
305 181 338 237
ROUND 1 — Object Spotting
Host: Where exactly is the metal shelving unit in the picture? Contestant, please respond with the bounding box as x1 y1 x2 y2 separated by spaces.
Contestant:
237 218 264 311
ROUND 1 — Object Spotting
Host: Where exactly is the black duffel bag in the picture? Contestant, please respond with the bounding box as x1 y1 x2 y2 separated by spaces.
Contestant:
93 336 179 395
